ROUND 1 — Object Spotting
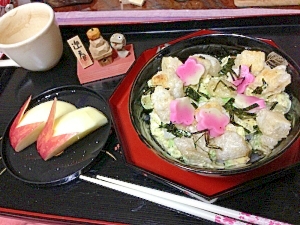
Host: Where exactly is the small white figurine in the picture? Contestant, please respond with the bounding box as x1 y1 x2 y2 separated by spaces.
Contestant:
86 28 113 66
110 33 129 58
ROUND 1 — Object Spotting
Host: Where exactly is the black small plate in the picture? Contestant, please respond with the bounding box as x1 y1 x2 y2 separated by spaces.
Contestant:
1 85 111 186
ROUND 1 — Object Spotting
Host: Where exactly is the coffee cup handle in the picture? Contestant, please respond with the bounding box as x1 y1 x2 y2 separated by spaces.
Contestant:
0 58 20 67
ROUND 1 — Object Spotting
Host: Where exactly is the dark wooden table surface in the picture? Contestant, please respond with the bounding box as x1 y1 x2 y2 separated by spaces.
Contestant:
51 0 300 12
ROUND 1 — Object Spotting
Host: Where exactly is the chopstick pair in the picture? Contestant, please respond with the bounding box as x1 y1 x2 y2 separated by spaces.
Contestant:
79 175 291 225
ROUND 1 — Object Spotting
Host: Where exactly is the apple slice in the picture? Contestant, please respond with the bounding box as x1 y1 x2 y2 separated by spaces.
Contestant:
37 98 108 161
9 96 77 152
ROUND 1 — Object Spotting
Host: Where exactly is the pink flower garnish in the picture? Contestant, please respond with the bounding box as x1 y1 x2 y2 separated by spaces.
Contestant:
170 97 194 126
176 57 205 86
233 65 255 94
235 94 266 113
195 108 230 137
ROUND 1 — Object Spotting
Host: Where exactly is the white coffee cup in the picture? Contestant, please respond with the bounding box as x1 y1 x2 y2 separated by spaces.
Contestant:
0 3 63 71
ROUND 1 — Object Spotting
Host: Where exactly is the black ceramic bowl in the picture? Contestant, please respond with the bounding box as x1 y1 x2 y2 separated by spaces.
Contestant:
129 33 300 176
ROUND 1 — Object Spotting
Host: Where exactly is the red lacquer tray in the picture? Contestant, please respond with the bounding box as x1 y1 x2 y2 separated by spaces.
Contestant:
109 30 300 200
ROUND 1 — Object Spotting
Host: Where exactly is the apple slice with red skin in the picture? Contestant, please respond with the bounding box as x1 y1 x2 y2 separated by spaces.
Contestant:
37 98 108 161
9 96 77 152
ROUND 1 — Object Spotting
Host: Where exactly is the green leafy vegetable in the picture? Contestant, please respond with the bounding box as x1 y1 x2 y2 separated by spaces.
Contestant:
185 86 209 102
270 102 278 111
213 79 236 92
252 78 267 95
159 123 192 138
219 57 237 80
224 98 257 120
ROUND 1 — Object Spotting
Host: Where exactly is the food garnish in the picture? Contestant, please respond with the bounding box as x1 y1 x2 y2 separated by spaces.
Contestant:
9 96 77 152
37 98 108 161
10 97 108 161
141 50 293 169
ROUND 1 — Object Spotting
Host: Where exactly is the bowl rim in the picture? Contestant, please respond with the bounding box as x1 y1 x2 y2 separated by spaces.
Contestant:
129 32 300 176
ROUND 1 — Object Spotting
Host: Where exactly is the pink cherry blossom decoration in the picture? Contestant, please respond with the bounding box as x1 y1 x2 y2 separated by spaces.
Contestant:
170 97 195 126
176 57 205 86
235 94 266 113
233 65 255 94
195 107 230 137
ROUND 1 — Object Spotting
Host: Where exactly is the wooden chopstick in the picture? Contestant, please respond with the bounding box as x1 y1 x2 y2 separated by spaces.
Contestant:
79 175 291 225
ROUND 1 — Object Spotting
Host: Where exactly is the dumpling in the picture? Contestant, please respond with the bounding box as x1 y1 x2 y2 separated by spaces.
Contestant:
234 50 265 75
250 134 279 155
175 135 213 166
151 86 173 123
151 71 169 88
161 56 183 73
256 108 291 141
212 131 251 161
267 92 291 114
174 136 195 153
246 65 291 97
194 54 221 77
151 57 184 99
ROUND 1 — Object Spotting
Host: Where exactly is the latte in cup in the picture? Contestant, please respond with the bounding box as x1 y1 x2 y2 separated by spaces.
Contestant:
0 13 49 44
0 3 63 71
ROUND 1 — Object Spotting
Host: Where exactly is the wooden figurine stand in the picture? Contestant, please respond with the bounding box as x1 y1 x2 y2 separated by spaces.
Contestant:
77 44 135 84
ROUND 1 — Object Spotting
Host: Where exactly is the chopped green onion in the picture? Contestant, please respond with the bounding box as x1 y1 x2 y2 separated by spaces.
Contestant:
185 86 209 102
213 79 236 92
252 78 267 95
224 98 257 120
270 102 278 110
